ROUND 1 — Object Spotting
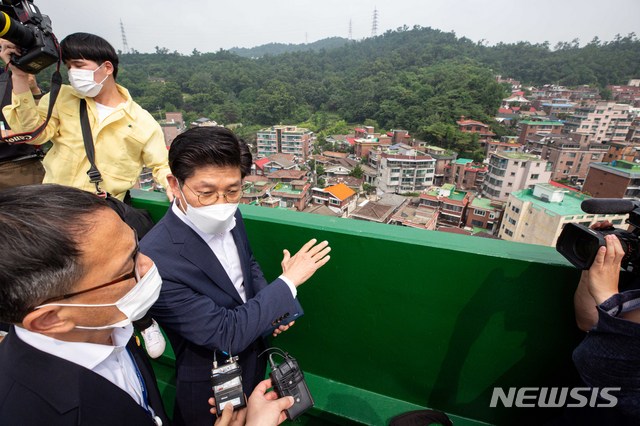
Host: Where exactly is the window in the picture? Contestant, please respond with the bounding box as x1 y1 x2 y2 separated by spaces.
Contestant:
474 209 486 216
508 217 517 225
471 219 484 227
510 172 516 176
511 206 520 213
505 229 513 237
531 174 539 179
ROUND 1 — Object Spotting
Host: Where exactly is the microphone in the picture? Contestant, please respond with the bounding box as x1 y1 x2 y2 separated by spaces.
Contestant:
581 198 637 214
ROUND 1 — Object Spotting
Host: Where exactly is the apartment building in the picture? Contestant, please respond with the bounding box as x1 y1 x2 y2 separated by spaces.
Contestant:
499 183 627 247
481 152 552 202
376 145 436 193
583 160 640 199
464 196 503 233
444 159 487 191
518 120 564 144
526 133 609 184
564 102 633 144
419 184 471 228
256 125 314 160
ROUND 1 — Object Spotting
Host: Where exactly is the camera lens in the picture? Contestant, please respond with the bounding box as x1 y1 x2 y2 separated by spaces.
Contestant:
573 233 601 264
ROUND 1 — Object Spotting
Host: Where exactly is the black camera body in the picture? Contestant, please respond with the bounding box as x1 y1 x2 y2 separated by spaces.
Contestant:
556 198 640 271
0 0 58 73
270 352 314 421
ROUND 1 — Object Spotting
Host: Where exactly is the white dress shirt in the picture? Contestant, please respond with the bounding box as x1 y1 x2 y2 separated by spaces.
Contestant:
15 325 144 405
171 201 296 299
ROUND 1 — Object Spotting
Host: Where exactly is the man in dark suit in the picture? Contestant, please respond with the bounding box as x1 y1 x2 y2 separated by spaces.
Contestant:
0 184 169 426
141 126 331 426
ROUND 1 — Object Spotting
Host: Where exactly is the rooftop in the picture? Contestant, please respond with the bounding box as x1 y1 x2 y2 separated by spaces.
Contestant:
511 186 590 216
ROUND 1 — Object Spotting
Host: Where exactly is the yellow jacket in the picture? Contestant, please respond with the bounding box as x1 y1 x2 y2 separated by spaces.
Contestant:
2 84 170 200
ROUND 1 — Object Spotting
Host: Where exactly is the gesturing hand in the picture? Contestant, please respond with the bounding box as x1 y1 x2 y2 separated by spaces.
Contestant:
281 239 331 287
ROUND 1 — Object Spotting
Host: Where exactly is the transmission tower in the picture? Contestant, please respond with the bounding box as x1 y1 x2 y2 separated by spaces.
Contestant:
348 19 353 40
371 7 378 37
120 19 130 54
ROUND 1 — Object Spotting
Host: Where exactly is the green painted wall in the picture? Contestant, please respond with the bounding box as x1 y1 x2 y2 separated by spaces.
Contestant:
132 191 584 425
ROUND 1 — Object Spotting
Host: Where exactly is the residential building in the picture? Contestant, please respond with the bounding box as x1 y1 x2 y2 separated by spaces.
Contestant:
499 183 627 246
456 117 496 145
564 102 633 144
481 152 552 202
583 160 640 199
253 153 296 176
444 159 487 191
376 145 436 193
464 196 503 234
528 133 608 184
256 125 314 160
423 146 457 186
518 120 564 145
240 176 275 205
388 204 438 230
269 181 311 211
485 138 522 157
419 184 471 228
351 193 407 224
311 183 357 216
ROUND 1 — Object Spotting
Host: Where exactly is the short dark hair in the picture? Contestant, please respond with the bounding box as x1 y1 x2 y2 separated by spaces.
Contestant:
0 184 108 323
169 126 252 182
61 33 119 80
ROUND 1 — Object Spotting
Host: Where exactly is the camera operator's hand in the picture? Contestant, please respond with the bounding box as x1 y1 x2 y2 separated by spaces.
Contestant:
587 234 624 305
0 39 32 94
280 239 331 287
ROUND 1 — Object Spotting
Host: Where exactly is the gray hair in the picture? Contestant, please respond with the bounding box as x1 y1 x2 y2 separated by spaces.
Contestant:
0 184 108 323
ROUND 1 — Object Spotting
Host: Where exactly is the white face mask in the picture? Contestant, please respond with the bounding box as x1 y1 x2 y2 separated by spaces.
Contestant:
35 263 163 330
68 63 108 98
179 187 238 234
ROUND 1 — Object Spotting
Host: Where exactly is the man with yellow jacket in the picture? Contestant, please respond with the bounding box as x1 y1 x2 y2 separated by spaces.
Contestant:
0 32 172 201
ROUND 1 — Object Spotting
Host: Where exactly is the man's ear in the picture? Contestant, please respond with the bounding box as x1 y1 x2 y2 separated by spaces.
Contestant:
21 306 75 334
102 60 115 77
167 174 182 205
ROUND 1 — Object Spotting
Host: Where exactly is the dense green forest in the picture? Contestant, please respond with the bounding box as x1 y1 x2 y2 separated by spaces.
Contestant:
229 37 350 58
41 26 639 158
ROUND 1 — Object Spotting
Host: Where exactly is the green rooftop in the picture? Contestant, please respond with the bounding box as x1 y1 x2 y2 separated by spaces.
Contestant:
511 187 590 216
454 158 474 165
499 152 543 161
470 197 498 210
273 183 303 194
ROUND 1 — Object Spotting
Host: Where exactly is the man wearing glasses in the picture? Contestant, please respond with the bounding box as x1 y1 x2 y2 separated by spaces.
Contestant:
140 126 331 426
0 184 169 425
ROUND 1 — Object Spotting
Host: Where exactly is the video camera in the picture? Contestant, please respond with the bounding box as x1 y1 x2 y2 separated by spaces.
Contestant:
556 198 640 272
0 0 58 73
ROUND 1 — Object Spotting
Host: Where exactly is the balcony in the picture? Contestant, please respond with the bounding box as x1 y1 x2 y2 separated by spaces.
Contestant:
132 190 583 426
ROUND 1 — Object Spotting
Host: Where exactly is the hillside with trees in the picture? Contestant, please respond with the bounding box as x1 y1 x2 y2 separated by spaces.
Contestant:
41 26 636 156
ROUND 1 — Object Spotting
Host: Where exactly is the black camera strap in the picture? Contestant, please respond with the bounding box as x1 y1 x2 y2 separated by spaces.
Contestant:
78 98 106 196
0 66 62 145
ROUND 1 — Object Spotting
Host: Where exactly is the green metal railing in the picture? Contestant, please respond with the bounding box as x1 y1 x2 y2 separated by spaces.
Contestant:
132 190 583 425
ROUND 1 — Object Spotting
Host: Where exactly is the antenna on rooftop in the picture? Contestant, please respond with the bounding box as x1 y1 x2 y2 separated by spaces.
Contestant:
371 7 378 37
120 19 130 54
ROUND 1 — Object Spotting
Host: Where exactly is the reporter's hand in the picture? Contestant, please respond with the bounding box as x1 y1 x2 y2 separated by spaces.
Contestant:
210 399 247 426
587 234 624 304
245 379 294 426
281 239 331 287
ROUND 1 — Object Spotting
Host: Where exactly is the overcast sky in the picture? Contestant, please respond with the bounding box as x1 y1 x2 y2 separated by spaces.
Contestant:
34 0 640 54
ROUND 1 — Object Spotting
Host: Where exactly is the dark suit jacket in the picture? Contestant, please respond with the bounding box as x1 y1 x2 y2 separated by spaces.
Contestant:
0 327 170 426
140 207 298 426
